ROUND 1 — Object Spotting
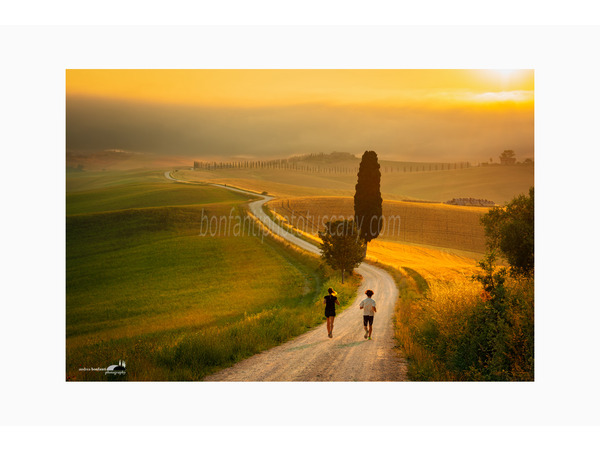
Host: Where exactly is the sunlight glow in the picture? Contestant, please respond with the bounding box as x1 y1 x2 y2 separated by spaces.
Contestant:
494 69 519 77
66 69 534 109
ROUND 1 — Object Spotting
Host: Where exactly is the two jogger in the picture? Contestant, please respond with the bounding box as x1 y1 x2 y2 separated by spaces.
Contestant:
325 288 377 340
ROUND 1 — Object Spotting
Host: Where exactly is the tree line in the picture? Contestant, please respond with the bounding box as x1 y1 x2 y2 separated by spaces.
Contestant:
193 159 471 173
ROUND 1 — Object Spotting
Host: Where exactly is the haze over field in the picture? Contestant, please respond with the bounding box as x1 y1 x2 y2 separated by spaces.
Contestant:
66 70 534 168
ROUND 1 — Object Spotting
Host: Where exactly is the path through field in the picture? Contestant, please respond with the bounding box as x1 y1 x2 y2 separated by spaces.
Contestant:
165 171 407 381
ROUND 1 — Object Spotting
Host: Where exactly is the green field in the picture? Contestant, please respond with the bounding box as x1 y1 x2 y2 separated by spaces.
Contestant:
66 170 359 380
66 169 168 192
67 180 256 215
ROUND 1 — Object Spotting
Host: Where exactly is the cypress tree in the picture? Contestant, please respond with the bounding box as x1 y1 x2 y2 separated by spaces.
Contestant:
354 150 383 246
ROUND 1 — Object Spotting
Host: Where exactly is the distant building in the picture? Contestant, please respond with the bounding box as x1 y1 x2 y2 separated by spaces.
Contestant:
445 197 495 207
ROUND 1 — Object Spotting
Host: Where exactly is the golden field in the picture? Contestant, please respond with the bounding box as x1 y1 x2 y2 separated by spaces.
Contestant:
171 168 352 198
269 196 488 254
366 240 481 281
173 163 533 204
268 204 483 282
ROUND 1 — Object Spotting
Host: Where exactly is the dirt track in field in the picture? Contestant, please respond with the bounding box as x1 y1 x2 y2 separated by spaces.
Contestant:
166 171 408 381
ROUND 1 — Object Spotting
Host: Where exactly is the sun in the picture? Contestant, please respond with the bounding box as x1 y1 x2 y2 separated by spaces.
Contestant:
479 69 533 89
488 69 519 80
494 69 518 76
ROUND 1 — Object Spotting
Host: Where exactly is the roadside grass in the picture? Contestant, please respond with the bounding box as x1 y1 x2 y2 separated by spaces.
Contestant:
401 267 429 294
261 203 320 246
365 261 451 381
158 269 359 380
66 176 360 380
380 260 534 381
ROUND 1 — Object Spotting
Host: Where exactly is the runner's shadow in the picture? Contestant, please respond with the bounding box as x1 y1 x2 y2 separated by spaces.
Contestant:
335 341 368 349
286 343 318 352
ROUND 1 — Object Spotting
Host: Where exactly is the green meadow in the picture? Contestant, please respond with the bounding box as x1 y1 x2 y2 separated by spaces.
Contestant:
66 170 359 380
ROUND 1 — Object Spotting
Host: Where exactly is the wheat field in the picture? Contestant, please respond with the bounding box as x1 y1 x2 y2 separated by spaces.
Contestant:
174 163 534 204
269 196 489 254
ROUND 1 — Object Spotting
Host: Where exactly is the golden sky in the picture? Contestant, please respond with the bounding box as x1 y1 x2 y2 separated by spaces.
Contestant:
66 69 534 163
66 69 533 108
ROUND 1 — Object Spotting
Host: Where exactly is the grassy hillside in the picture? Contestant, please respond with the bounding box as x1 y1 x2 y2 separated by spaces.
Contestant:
66 172 359 380
67 181 255 215
269 196 488 254
175 164 533 204
66 169 169 192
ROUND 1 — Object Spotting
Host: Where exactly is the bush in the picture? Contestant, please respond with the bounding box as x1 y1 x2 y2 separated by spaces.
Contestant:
480 187 534 276
394 255 533 381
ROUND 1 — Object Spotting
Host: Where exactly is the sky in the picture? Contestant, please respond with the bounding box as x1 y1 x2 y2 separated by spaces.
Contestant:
66 69 534 166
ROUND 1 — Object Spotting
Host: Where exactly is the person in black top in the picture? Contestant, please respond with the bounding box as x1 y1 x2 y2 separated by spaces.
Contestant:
323 287 340 338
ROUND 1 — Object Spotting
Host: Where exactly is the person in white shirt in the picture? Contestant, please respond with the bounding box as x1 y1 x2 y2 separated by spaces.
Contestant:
359 290 377 340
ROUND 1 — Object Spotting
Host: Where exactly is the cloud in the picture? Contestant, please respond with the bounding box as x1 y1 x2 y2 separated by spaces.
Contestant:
470 90 534 103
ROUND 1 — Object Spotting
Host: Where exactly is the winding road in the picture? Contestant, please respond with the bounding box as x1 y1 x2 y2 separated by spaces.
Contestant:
165 171 407 381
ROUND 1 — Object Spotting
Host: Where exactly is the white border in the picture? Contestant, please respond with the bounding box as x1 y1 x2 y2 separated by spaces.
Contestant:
1 25 599 431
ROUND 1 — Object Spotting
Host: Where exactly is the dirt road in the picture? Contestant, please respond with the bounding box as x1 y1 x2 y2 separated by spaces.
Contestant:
165 171 408 381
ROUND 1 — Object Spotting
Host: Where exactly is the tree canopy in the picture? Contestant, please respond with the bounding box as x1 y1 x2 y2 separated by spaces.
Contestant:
499 149 517 165
318 220 366 283
480 187 534 276
354 150 383 244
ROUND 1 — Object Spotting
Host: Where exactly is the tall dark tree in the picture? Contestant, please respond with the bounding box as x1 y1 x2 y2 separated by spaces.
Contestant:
318 220 366 283
354 150 383 246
